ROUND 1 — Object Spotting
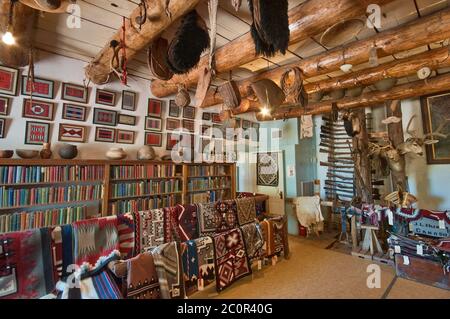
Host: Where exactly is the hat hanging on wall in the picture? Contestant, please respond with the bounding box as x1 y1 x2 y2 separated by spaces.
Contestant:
147 37 173 81
167 10 210 74
320 19 364 48
248 0 290 57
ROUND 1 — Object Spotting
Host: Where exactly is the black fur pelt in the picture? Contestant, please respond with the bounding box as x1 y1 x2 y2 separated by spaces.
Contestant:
167 10 210 74
248 0 290 57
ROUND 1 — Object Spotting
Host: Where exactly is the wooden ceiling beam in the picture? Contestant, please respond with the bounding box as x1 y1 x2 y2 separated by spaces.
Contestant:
150 0 394 98
85 0 201 84
201 7 450 108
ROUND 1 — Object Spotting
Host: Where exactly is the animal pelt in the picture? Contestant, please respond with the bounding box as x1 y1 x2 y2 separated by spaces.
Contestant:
248 0 290 57
167 10 210 74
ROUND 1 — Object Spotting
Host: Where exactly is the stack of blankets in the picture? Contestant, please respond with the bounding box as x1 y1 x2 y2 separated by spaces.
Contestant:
0 197 289 299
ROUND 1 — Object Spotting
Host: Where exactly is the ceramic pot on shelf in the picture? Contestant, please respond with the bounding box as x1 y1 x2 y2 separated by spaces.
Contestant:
106 147 127 160
58 144 78 159
40 143 52 159
137 145 156 160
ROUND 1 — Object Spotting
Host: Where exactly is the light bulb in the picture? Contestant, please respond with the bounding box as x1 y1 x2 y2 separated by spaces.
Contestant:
2 31 15 45
260 106 271 117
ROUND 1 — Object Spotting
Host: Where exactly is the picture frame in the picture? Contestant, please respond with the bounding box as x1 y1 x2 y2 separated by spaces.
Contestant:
211 112 221 123
118 114 137 126
145 132 162 147
95 126 116 143
116 129 135 144
0 65 19 96
148 98 163 117
21 76 55 99
62 103 87 122
257 152 279 187
96 89 116 106
420 92 450 164
122 90 137 111
62 83 88 104
25 121 50 145
0 96 11 115
202 112 211 121
0 118 5 138
242 120 251 129
183 106 196 119
166 133 193 151
22 98 55 121
169 100 181 117
166 118 181 131
145 116 162 131
93 108 117 126
58 123 86 143
183 119 195 133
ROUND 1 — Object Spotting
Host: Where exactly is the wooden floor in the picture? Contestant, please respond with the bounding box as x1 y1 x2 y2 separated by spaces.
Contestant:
192 234 450 299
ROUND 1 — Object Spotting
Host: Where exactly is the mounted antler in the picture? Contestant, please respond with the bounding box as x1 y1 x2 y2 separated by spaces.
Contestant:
423 117 450 144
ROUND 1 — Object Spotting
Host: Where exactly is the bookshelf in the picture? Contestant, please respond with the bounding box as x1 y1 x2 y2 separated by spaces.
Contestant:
0 159 236 232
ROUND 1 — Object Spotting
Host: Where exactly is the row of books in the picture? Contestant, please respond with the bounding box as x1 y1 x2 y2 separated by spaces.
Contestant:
0 185 103 208
187 177 230 191
0 206 87 234
109 195 182 214
0 165 104 184
187 190 227 204
187 165 227 177
110 180 181 198
111 164 180 180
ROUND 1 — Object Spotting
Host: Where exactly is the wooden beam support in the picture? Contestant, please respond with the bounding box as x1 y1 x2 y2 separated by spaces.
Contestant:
256 72 450 120
0 1 37 67
201 8 450 108
85 0 201 84
151 0 394 98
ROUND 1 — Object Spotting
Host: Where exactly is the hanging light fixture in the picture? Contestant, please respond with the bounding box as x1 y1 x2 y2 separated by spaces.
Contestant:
2 0 18 46
368 45 379 67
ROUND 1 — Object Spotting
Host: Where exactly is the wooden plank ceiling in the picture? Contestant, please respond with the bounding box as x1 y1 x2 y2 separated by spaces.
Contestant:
33 0 450 90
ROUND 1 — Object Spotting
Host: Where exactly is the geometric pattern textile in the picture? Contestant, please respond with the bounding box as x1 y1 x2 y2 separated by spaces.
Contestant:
236 197 257 226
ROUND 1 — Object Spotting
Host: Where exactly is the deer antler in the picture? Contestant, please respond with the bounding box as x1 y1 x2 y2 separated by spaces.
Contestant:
405 115 418 138
423 117 450 144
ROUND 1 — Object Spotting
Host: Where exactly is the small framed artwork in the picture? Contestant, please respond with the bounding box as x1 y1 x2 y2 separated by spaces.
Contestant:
62 103 87 122
95 126 116 143
145 132 162 147
96 89 116 106
22 99 55 121
58 123 86 143
145 116 162 131
166 133 179 151
122 90 137 111
166 118 181 131
148 98 163 117
93 108 117 126
21 76 55 99
0 118 5 138
169 100 180 117
25 121 50 145
211 113 221 123
62 83 88 104
183 119 195 133
0 65 19 96
0 96 11 115
166 133 193 151
116 129 135 144
118 114 137 126
201 125 211 137
202 112 211 121
183 106 196 119
242 120 251 129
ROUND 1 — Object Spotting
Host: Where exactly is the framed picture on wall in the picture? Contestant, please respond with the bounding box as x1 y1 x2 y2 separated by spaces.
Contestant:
166 118 181 131
421 92 450 164
148 98 163 117
145 116 162 131
93 108 117 126
118 114 137 126
145 132 162 147
0 96 11 115
62 83 88 104
0 65 19 96
21 76 55 99
25 121 50 145
256 152 279 187
211 113 221 123
62 103 87 122
242 120 251 129
0 118 5 138
116 129 135 144
166 133 193 151
202 112 211 121
183 106 196 119
182 119 195 133
58 123 86 143
122 90 136 111
96 89 116 106
95 126 116 142
22 99 55 121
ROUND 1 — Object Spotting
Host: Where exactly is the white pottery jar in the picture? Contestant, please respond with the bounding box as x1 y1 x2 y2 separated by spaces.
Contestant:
106 147 127 160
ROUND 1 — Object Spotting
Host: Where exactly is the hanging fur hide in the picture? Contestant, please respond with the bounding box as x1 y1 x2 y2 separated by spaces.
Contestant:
248 0 290 57
167 11 210 74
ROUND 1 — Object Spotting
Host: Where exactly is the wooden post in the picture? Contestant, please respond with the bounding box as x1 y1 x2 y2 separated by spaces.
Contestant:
102 163 111 217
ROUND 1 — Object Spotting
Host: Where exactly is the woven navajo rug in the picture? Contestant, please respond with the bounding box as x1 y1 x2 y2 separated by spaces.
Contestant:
194 236 216 289
152 242 185 299
51 226 63 281
163 205 182 242
241 222 264 261
72 216 120 276
126 253 160 299
180 240 199 296
213 228 252 292
135 209 165 253
0 228 55 299
198 201 238 237
178 204 199 241
236 197 257 226
117 213 135 259
260 217 288 258
60 224 74 279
